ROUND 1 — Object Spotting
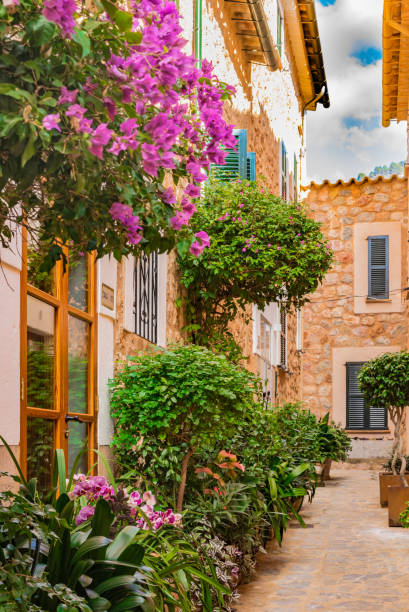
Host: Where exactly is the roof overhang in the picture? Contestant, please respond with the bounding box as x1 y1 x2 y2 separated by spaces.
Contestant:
224 0 329 110
382 0 409 127
283 0 330 110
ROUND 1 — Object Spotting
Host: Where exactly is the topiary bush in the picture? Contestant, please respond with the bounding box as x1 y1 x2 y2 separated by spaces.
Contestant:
358 351 409 484
109 344 262 510
177 179 333 357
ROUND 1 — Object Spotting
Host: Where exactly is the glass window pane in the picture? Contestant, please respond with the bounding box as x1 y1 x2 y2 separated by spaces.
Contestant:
27 417 54 494
68 421 88 475
27 231 56 295
27 295 55 410
69 252 88 311
68 316 89 414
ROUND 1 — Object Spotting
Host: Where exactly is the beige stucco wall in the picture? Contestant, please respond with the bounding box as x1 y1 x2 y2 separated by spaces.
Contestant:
303 176 408 457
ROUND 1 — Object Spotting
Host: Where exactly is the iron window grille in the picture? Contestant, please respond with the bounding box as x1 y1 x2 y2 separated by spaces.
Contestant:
134 251 158 344
279 308 287 369
346 362 387 430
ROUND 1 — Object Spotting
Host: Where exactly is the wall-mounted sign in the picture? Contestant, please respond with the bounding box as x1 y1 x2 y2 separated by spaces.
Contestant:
101 284 115 310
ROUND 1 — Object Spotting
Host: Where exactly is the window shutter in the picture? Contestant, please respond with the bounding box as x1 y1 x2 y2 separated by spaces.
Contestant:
368 236 389 299
293 153 298 200
247 152 256 180
346 362 387 430
280 308 287 368
211 129 247 181
277 2 283 57
281 141 288 200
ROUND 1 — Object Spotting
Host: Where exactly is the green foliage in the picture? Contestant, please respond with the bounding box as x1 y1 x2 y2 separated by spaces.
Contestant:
110 344 262 506
358 351 409 409
399 501 409 528
357 161 405 181
177 179 333 356
0 441 230 612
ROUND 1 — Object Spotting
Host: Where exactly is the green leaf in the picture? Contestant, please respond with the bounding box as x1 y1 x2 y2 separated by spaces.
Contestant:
106 526 140 561
114 9 133 32
25 15 56 46
125 31 143 44
101 0 118 19
21 130 37 168
71 536 111 566
0 84 35 105
73 28 91 58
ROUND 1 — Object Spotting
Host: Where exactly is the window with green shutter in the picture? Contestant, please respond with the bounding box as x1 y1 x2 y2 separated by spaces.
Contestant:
277 2 283 58
346 362 387 430
293 153 298 200
368 236 389 299
281 141 288 200
279 308 287 369
246 152 256 181
211 129 247 181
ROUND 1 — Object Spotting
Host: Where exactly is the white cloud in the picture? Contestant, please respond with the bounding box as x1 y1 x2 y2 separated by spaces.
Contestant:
306 0 406 183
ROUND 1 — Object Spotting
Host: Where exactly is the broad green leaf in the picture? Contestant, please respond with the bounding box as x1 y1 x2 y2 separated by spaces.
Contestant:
73 28 91 58
71 536 111 565
106 525 140 561
114 9 133 32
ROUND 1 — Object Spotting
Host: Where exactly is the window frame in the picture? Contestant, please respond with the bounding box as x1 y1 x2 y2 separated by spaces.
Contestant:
276 1 284 58
281 141 288 200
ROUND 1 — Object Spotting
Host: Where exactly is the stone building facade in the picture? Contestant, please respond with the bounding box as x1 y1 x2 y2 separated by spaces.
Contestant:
302 175 409 458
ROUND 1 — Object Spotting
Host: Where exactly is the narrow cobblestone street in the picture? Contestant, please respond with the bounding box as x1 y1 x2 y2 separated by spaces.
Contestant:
236 468 409 612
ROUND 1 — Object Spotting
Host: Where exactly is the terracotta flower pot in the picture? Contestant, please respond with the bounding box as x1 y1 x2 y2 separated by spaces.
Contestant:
291 496 304 514
387 485 409 527
379 473 409 507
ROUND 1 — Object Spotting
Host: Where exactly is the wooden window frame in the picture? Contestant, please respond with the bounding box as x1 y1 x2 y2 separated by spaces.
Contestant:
20 229 98 479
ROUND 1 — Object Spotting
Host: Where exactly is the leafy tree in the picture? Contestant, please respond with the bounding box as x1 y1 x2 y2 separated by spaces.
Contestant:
358 161 405 181
358 351 409 485
0 0 234 269
177 179 333 357
109 345 262 510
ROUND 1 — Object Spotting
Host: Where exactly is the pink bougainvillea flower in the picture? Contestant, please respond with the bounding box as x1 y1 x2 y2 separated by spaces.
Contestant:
65 104 86 119
170 211 189 230
242 248 246 252
89 123 113 159
75 505 95 525
58 86 78 105
238 203 244 208
141 143 161 177
103 96 117 120
161 187 176 205
194 230 210 248
77 117 93 134
277 246 281 250
268 243 272 247
189 241 204 257
42 0 77 37
184 184 201 198
42 113 61 132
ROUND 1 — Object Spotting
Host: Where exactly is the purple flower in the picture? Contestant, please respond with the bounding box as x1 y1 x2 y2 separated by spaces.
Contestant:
170 211 189 230
43 0 77 38
103 97 117 120
89 123 113 159
141 143 161 177
78 117 93 134
65 104 86 119
110 202 143 245
42 113 61 132
184 184 201 198
75 505 95 525
161 187 176 205
195 230 210 248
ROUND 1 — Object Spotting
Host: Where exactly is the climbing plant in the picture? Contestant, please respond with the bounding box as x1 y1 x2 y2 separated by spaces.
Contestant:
177 179 333 357
0 0 234 269
358 351 409 485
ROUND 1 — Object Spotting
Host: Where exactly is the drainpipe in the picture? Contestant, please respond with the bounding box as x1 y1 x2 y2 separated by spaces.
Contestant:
194 0 202 67
247 0 281 71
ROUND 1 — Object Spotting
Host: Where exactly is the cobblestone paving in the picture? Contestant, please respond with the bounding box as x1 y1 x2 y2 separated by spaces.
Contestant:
236 469 409 611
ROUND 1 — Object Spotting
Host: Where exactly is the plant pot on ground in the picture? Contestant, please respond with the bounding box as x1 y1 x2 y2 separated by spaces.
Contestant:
387 486 409 526
322 457 332 481
379 454 409 507
358 352 409 515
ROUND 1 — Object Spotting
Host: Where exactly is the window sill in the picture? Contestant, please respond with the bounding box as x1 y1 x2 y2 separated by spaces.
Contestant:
365 297 391 303
345 430 390 434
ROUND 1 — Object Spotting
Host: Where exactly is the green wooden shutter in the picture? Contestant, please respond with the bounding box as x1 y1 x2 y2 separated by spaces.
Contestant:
211 129 247 181
346 362 387 430
247 152 256 180
293 153 298 200
277 2 283 57
368 236 389 299
281 141 287 199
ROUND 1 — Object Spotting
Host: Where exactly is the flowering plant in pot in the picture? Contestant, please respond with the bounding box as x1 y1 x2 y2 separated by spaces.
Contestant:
358 351 409 522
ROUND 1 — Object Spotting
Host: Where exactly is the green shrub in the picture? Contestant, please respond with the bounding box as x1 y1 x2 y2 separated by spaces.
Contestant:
177 179 333 357
359 351 409 479
110 344 262 510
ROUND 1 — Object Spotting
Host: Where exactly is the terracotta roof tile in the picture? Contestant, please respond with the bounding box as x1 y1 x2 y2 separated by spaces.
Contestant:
301 174 406 191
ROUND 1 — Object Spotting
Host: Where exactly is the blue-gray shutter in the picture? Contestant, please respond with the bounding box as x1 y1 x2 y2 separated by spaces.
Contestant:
247 152 256 180
211 129 247 181
368 236 389 299
346 362 387 430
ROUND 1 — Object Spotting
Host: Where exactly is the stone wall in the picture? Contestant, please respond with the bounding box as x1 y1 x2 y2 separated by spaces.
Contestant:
302 175 408 455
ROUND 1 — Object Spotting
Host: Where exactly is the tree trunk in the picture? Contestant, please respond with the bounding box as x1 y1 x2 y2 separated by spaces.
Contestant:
390 407 399 476
177 447 194 512
391 407 408 487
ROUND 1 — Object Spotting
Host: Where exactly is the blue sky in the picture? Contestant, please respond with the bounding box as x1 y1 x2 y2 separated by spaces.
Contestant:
306 0 406 183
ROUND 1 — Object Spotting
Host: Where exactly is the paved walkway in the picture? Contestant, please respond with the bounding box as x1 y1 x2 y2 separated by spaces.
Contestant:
236 469 409 611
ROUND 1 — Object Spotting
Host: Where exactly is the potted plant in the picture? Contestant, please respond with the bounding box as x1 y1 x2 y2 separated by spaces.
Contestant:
358 351 409 525
315 414 351 482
